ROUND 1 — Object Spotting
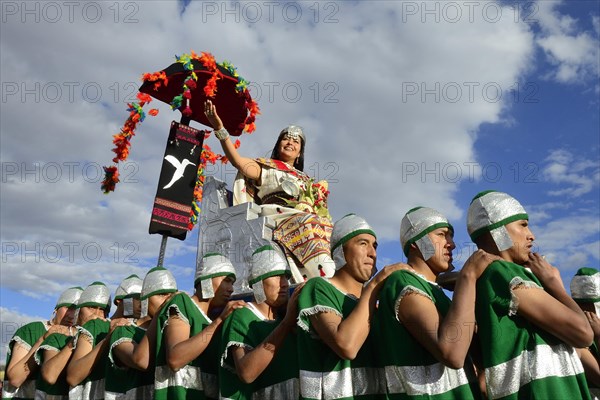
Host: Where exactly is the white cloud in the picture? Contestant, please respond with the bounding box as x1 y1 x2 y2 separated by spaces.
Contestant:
542 149 600 197
525 201 573 222
535 0 600 84
532 213 600 289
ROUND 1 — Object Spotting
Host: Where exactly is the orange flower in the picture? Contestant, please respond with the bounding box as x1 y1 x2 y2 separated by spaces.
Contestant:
137 92 152 103
247 99 261 115
245 122 256 133
204 75 219 97
148 109 159 116
199 52 217 70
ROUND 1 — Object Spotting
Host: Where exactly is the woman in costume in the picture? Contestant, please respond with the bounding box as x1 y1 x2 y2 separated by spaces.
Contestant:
204 100 335 282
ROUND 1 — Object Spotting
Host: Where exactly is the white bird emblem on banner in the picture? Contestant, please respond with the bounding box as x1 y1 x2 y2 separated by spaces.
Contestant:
163 155 196 189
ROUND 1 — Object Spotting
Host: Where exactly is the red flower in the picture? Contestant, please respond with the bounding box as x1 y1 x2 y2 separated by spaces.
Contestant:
185 79 197 89
137 92 152 103
101 166 120 193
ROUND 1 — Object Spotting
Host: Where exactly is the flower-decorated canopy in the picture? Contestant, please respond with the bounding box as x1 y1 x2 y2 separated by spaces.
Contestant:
101 51 260 233
139 51 258 136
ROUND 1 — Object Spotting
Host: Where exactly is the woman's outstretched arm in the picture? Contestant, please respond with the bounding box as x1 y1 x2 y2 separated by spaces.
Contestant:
204 100 261 181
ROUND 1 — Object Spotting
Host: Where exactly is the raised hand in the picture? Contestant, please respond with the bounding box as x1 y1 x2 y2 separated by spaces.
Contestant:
585 311 600 345
204 100 224 130
524 253 563 290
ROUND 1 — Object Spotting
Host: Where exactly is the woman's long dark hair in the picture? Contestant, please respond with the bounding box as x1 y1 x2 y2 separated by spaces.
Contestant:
270 129 305 171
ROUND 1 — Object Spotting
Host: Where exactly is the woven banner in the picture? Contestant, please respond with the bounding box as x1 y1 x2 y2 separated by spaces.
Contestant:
149 121 206 240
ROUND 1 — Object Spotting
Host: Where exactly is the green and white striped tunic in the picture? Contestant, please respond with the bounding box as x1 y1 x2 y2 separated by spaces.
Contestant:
476 260 591 399
105 324 153 400
219 303 298 400
2 321 48 400
35 332 72 400
68 319 110 400
297 277 384 400
374 270 480 399
153 292 218 400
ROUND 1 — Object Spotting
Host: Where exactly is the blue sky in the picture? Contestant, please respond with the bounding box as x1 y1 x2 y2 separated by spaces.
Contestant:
1 0 599 362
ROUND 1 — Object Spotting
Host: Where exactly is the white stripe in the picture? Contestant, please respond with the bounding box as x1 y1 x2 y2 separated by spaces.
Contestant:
68 379 105 400
300 367 383 399
154 364 203 391
2 379 36 399
384 363 470 395
104 384 153 400
252 377 299 399
35 389 68 400
486 343 584 399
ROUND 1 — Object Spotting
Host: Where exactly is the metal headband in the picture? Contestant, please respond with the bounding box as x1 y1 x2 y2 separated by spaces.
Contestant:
571 268 600 302
330 214 376 270
77 282 111 309
195 253 236 283
281 125 305 143
249 245 290 285
196 253 236 298
141 267 177 300
249 245 290 303
114 274 143 302
55 287 83 309
467 191 528 251
400 207 451 260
